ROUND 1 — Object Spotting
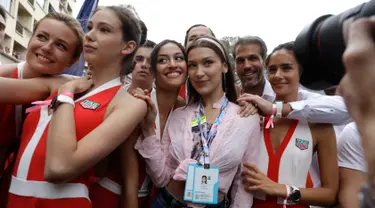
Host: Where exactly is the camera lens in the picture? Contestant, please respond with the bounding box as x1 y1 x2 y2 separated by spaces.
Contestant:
294 1 374 90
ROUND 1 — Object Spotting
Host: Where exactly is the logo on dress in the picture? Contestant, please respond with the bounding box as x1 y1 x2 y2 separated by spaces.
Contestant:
295 138 309 150
80 99 100 110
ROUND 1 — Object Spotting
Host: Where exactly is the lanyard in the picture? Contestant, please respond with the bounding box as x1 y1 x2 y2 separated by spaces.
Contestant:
195 96 229 168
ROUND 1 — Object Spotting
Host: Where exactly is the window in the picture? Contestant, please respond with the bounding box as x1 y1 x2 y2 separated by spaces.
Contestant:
0 0 13 13
48 3 55 13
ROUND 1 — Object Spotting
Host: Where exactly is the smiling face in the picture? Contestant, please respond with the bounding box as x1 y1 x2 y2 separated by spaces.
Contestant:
26 18 79 75
267 49 300 99
234 43 265 89
155 43 187 90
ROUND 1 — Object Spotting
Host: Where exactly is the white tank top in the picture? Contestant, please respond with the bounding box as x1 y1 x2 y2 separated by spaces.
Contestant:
255 119 314 204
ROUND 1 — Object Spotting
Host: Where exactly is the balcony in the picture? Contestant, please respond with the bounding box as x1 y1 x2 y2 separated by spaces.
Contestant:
36 0 44 9
12 40 27 61
48 3 55 13
16 2 33 31
0 0 13 14
15 22 23 36
59 1 67 13
27 0 34 8
66 3 72 15
14 21 32 48
19 0 34 15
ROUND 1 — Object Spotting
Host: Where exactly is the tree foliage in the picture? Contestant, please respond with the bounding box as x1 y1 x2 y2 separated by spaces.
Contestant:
220 36 241 84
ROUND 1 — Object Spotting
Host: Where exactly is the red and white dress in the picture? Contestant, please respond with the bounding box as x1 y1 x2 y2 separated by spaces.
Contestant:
0 62 25 206
89 85 155 208
7 78 122 208
253 119 314 208
0 62 25 146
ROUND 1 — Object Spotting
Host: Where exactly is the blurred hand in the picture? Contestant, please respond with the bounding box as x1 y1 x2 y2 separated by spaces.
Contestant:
339 16 375 188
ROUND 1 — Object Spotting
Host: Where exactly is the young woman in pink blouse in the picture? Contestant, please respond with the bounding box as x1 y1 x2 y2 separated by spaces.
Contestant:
135 36 261 208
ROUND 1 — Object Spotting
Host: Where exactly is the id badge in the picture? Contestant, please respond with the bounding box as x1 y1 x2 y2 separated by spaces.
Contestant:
184 164 196 201
184 164 220 204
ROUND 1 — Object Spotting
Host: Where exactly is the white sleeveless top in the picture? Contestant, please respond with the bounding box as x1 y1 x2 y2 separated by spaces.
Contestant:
255 119 314 204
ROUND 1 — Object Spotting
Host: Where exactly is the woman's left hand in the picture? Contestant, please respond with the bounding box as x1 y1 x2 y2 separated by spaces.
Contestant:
242 163 286 197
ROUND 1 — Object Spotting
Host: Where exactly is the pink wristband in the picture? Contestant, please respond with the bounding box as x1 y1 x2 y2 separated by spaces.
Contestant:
60 92 74 98
265 104 277 129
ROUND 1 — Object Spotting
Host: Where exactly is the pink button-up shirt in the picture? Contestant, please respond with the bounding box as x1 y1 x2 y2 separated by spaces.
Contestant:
135 99 260 207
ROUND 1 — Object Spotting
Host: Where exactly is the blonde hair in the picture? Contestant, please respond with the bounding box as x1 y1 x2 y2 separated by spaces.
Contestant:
33 12 84 59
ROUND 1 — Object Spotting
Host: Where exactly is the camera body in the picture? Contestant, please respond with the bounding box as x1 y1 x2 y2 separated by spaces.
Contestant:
294 0 375 90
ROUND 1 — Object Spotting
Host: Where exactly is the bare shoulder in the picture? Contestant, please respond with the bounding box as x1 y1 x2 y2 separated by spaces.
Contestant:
38 75 73 93
113 88 147 112
309 123 334 134
0 63 18 77
308 123 335 143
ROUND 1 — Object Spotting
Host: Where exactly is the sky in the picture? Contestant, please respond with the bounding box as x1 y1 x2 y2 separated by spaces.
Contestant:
73 0 369 52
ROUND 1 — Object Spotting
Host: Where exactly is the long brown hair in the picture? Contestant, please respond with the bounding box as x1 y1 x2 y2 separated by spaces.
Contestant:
186 36 237 104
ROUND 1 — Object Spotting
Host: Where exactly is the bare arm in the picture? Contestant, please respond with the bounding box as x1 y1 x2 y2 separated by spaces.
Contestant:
44 92 147 183
237 93 351 125
337 123 367 208
0 63 18 78
0 76 69 104
339 168 367 208
120 129 141 208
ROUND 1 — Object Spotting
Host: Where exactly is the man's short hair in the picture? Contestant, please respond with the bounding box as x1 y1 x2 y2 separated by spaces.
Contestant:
142 40 156 49
232 36 267 60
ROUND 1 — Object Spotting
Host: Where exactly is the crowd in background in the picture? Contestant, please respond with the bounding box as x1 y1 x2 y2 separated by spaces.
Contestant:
0 3 374 208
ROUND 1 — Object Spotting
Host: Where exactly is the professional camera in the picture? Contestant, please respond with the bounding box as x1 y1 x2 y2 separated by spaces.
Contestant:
294 0 375 91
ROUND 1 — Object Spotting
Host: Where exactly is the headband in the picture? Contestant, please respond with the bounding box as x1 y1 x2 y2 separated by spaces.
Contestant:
195 37 226 61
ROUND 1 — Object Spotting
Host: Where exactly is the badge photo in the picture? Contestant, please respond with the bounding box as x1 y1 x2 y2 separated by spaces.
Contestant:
192 165 219 204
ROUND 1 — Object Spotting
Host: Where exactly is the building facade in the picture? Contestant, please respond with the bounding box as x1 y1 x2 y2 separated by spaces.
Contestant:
0 0 75 64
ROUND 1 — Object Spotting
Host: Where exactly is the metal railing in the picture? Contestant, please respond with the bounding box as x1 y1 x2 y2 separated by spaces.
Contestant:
27 0 34 7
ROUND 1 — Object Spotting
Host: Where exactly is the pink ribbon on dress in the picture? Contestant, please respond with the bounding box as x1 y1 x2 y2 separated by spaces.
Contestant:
265 106 277 129
25 100 52 114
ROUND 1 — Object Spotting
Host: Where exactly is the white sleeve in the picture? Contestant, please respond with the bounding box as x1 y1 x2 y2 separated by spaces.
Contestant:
286 92 352 125
337 123 367 172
